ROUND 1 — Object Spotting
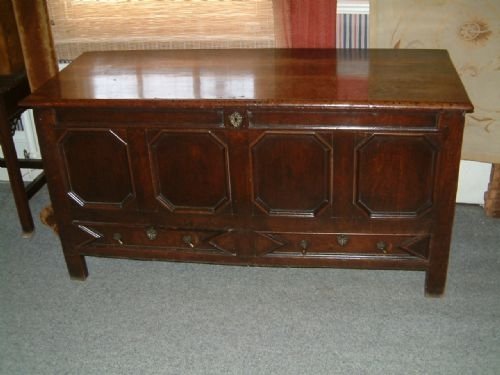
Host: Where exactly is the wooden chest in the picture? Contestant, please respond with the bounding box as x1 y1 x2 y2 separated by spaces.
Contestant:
23 49 473 296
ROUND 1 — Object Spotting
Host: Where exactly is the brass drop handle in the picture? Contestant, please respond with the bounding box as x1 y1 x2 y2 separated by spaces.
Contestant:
336 234 349 247
113 232 124 245
182 235 195 248
146 227 158 241
377 241 388 254
299 239 309 255
229 111 243 128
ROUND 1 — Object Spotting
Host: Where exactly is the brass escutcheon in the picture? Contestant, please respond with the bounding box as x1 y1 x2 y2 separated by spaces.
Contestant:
229 111 243 128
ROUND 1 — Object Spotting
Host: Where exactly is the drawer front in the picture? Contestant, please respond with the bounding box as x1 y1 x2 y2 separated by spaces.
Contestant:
254 232 430 260
74 222 240 256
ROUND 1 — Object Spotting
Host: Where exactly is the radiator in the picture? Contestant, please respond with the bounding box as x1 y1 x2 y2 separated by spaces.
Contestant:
337 13 369 49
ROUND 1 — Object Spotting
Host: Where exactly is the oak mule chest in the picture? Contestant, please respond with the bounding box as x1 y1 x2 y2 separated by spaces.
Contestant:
23 49 473 296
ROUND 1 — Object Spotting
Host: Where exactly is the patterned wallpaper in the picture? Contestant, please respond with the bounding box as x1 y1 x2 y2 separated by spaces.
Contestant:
370 0 500 163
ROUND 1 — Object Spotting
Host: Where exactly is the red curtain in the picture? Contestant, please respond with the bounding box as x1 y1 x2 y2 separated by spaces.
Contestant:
273 0 337 48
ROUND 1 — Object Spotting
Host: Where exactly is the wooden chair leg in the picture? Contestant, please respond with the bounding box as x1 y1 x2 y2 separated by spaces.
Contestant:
0 103 34 234
484 163 500 218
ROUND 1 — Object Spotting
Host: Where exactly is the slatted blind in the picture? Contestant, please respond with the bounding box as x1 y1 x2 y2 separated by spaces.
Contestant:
47 0 276 60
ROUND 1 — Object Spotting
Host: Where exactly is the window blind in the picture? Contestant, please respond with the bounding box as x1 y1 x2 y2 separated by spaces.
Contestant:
47 0 276 60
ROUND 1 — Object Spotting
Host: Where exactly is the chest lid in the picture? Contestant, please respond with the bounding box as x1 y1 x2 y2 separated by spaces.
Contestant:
22 49 473 112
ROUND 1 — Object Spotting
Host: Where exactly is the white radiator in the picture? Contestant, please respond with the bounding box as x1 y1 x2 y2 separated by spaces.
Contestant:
337 0 370 49
337 13 370 49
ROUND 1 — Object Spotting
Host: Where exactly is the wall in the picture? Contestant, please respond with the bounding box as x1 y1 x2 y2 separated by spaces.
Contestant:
369 0 498 204
370 0 499 164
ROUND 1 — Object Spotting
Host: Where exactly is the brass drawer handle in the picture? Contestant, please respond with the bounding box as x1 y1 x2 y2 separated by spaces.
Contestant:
336 234 349 247
183 235 195 248
299 239 309 255
229 111 243 128
113 232 124 245
146 227 158 241
377 241 388 254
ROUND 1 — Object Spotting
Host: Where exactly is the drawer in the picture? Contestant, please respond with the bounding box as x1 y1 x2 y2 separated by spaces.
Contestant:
255 232 430 259
74 222 239 256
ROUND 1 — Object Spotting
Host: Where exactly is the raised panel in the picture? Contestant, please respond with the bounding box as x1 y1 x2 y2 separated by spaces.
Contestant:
355 134 438 218
250 132 332 217
60 129 134 208
149 130 231 214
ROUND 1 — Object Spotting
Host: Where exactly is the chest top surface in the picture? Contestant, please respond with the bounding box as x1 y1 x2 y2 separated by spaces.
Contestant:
22 49 472 112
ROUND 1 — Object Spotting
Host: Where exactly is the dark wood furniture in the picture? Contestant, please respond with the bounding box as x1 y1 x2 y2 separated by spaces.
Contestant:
485 164 500 217
22 49 473 295
0 71 45 235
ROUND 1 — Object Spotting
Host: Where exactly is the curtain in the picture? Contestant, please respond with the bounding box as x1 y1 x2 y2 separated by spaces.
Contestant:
12 0 58 91
273 0 337 48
